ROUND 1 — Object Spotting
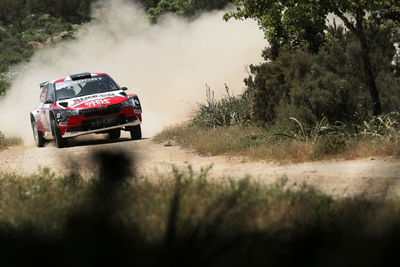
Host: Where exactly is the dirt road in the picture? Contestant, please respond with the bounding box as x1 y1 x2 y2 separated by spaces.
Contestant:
1 133 400 198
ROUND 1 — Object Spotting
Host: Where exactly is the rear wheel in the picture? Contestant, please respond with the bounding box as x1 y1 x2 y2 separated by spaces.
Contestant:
130 125 142 140
50 116 67 148
108 129 121 139
31 119 45 147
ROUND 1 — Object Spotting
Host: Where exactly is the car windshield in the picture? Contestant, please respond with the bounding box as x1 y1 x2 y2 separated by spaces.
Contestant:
55 75 120 100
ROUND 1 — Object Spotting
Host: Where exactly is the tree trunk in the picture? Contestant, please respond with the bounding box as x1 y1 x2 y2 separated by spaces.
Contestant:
357 24 382 115
334 9 382 115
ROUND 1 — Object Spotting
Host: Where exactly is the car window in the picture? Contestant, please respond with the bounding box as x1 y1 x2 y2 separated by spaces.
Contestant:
48 84 55 103
40 85 48 103
55 75 120 100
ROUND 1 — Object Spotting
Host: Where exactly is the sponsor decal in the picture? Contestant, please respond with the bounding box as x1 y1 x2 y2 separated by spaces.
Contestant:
85 99 110 107
52 109 64 123
73 92 115 103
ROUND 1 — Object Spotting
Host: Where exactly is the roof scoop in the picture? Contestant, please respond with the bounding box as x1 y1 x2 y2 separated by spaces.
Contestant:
70 72 92 81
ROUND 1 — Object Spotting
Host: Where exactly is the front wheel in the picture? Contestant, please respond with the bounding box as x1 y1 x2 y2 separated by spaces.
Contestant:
50 117 67 148
31 119 45 147
130 125 142 140
108 129 121 139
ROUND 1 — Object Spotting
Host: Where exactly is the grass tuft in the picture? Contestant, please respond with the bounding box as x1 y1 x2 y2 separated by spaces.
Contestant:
0 131 22 148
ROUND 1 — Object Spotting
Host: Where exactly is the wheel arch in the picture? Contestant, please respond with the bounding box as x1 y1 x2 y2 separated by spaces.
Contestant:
49 110 56 121
30 112 36 122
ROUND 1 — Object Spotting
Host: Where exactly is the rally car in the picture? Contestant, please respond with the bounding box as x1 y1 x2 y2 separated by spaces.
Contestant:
30 72 142 148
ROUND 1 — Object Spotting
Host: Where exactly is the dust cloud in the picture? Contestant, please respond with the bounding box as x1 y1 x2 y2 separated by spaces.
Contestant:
0 0 265 143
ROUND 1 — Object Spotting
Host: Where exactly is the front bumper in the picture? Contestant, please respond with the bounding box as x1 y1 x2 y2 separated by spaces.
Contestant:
57 106 142 139
62 118 141 138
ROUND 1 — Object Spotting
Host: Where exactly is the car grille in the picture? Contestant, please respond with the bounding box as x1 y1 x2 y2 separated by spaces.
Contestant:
79 103 122 118
66 126 84 132
80 114 125 131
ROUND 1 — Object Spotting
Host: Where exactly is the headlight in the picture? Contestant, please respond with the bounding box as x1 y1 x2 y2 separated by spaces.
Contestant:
61 109 79 118
122 98 135 107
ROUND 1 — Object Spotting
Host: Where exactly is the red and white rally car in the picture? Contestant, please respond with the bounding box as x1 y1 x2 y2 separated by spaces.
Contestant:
30 72 142 148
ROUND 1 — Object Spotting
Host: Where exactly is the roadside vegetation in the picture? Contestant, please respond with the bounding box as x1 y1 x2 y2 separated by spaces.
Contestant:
0 131 22 149
155 110 400 163
0 1 92 96
1 150 400 266
156 1 400 162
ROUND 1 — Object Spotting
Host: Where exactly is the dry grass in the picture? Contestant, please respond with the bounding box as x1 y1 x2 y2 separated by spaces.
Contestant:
154 124 400 163
0 131 22 149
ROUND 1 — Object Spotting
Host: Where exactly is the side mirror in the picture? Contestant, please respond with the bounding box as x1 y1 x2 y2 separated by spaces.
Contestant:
121 87 128 91
45 99 54 104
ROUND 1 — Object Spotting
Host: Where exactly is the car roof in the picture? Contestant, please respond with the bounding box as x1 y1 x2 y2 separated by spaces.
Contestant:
52 72 107 84
40 72 108 89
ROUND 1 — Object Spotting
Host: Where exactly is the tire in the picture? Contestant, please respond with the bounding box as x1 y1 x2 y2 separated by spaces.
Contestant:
31 119 45 147
50 116 67 148
108 129 121 139
130 125 142 140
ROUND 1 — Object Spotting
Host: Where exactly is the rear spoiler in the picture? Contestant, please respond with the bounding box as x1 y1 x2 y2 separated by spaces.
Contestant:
39 82 47 89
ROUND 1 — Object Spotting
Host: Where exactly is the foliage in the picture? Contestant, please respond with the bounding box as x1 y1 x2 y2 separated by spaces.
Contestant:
224 0 327 58
192 84 251 128
225 0 400 116
0 0 93 25
0 74 10 96
225 0 399 57
244 22 400 128
0 1 88 95
148 0 233 22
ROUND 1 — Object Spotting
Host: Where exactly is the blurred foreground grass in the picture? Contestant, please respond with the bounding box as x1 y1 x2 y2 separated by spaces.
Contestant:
1 151 400 266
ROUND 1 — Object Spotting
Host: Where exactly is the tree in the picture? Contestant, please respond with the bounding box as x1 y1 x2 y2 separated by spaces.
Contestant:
148 0 233 22
224 0 327 59
225 0 400 115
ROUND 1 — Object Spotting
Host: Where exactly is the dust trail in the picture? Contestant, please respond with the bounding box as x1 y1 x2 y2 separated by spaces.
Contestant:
0 0 265 143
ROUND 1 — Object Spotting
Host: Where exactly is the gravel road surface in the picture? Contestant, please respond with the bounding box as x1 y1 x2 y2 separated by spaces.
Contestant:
1 133 400 198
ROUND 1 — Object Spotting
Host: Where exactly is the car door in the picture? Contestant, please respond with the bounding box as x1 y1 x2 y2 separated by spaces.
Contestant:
36 85 47 133
43 84 56 134
39 84 51 133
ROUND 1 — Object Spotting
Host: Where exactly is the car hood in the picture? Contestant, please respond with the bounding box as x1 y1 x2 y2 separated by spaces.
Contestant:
56 90 128 109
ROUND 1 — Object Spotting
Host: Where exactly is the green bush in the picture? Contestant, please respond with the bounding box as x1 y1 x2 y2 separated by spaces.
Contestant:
245 23 400 129
148 0 233 22
0 75 10 96
312 134 347 157
192 85 251 128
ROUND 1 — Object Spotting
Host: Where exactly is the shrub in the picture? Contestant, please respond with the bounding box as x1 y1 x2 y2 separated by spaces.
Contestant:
245 24 400 128
312 134 347 157
192 84 251 128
